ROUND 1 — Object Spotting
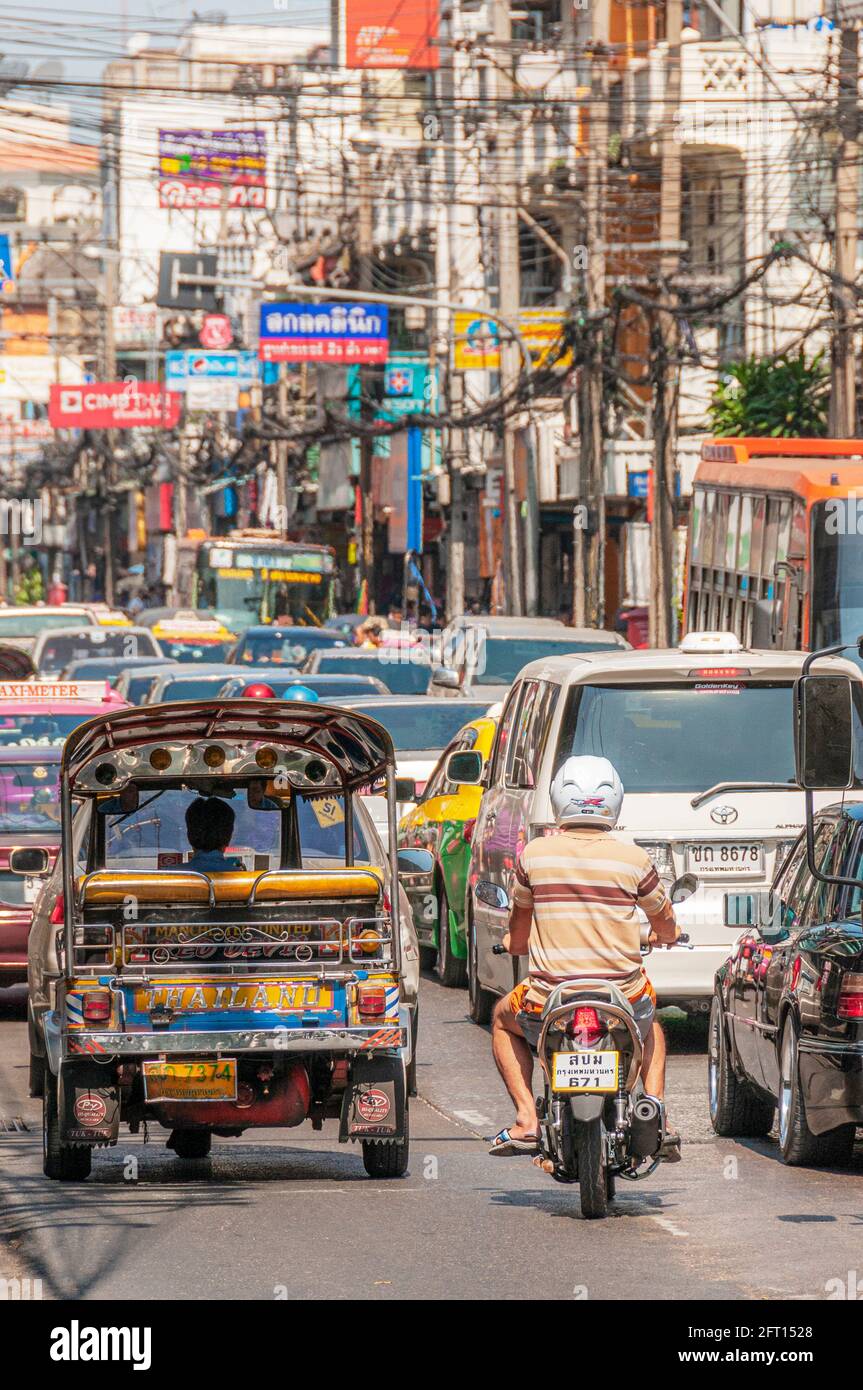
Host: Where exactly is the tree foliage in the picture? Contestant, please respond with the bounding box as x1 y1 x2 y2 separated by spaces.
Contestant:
707 350 829 438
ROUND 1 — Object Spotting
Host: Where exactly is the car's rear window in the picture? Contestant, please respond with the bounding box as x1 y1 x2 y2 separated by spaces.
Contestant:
556 681 797 794
313 654 430 694
353 703 490 751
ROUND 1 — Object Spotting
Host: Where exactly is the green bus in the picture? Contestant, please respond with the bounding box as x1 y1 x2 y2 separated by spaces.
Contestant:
176 532 337 633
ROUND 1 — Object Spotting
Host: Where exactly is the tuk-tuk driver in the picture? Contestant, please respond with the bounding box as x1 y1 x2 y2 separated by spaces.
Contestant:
185 797 244 872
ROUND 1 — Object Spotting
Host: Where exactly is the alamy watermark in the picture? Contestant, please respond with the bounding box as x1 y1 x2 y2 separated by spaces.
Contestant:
0 498 41 544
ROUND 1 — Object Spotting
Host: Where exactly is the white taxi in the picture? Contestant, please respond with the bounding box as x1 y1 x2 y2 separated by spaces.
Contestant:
465 632 861 1019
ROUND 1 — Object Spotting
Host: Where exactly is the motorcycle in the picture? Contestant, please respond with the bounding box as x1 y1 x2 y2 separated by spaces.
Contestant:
494 874 696 1219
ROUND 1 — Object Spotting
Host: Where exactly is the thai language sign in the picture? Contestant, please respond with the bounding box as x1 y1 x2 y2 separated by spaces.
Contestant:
48 382 181 429
341 0 439 69
157 129 267 210
258 302 389 364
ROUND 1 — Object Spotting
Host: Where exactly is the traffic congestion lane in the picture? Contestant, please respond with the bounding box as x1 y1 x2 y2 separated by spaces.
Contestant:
0 979 861 1301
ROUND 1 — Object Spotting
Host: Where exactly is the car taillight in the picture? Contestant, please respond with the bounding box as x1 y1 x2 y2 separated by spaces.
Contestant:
82 990 111 1023
838 973 863 1019
49 892 65 926
357 983 386 1016
566 1006 603 1046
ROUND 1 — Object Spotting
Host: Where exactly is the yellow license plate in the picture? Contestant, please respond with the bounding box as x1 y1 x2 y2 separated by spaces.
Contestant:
551 1050 619 1094
142 1059 237 1102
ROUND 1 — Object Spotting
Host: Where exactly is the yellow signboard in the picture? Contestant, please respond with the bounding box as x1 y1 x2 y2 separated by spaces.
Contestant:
453 308 572 372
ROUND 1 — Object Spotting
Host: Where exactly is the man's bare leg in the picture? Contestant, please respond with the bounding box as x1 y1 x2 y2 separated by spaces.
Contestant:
642 1018 666 1099
491 999 538 1138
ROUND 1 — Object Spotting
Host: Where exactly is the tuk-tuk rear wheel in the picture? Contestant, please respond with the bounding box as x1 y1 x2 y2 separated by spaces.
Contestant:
362 1103 409 1178
42 1073 92 1182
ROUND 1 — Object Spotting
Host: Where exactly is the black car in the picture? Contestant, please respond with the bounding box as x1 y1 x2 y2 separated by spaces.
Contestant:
710 801 863 1166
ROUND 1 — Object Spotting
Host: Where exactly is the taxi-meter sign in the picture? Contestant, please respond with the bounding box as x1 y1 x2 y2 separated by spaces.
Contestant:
0 681 111 702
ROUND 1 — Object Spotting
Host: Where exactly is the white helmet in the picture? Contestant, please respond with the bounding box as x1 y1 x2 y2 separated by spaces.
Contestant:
550 755 624 829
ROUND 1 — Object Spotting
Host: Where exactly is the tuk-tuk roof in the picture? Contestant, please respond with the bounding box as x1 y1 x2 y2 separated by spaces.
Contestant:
60 697 395 790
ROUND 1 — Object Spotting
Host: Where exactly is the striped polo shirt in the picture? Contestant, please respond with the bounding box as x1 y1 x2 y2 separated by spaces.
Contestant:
512 827 671 1007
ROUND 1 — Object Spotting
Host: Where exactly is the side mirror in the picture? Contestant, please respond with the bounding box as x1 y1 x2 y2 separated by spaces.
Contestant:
397 848 435 881
431 665 460 690
475 879 510 911
795 673 854 790
445 750 483 785
10 846 50 876
395 777 418 803
669 873 697 904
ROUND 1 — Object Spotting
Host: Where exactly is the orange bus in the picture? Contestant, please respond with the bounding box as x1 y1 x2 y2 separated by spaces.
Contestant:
684 437 863 657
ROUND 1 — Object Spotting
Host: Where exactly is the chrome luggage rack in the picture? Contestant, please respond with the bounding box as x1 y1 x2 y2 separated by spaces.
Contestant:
64 914 395 979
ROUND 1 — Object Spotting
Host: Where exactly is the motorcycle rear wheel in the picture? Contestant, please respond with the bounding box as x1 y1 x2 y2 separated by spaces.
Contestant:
575 1115 608 1220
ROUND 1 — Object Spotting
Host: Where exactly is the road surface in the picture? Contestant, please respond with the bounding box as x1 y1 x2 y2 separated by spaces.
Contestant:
0 978 860 1300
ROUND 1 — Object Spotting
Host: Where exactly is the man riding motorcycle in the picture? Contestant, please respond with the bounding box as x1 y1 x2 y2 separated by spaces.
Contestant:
488 754 682 1161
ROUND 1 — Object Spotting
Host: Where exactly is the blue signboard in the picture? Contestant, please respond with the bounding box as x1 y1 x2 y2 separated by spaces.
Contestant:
259 302 389 364
0 235 13 284
166 350 260 389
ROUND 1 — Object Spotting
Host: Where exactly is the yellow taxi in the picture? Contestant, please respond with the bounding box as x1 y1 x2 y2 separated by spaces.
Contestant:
397 714 497 987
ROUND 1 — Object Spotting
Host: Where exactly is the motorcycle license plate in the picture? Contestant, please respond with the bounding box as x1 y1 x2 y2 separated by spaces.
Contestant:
551 1051 619 1094
142 1059 237 1103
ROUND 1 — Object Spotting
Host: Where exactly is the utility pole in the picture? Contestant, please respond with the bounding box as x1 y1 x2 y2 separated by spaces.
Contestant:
356 77 376 612
575 0 609 629
830 16 859 438
649 0 683 649
275 367 289 535
102 109 120 608
492 0 524 615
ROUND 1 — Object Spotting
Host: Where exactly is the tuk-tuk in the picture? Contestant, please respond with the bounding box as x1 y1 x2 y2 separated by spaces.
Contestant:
28 698 428 1181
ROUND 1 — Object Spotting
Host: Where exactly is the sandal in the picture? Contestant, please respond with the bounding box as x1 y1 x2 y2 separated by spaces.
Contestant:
487 1127 541 1156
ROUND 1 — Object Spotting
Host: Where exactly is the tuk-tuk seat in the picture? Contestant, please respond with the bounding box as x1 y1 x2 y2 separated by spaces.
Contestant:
78 868 383 908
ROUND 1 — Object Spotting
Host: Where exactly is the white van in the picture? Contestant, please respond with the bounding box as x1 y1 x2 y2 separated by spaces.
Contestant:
463 632 860 1021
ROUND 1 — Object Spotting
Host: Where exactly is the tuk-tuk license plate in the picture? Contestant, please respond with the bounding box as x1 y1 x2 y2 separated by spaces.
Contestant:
142 1059 237 1103
551 1051 619 1094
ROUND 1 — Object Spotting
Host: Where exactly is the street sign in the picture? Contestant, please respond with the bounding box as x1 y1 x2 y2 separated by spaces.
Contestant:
199 313 233 349
259 302 389 363
157 252 219 311
48 382 181 429
157 129 267 210
113 305 159 347
186 377 239 411
453 307 572 371
341 0 439 70
166 350 258 389
0 233 13 287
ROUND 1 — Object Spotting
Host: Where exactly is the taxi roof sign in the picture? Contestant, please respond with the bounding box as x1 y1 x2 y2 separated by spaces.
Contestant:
0 680 112 702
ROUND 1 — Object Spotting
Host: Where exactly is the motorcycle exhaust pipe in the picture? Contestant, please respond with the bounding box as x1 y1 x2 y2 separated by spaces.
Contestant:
629 1094 664 1159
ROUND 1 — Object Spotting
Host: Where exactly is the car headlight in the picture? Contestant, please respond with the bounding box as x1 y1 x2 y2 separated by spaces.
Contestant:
635 840 675 878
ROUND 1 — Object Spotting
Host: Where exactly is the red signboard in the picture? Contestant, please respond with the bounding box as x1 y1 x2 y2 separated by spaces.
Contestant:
199 314 233 349
49 382 181 430
342 0 439 70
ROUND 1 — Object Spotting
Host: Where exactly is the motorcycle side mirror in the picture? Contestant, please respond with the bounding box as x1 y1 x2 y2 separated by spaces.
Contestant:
475 880 510 912
669 873 697 904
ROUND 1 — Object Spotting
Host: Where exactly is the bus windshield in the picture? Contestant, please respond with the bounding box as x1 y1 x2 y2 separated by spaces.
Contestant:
195 544 335 630
811 501 863 668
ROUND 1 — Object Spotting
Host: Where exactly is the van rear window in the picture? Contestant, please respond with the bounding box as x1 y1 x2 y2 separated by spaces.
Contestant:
555 682 797 794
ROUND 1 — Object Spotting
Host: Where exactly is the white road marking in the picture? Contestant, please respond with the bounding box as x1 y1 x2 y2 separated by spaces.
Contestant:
650 1214 689 1238
452 1109 495 1129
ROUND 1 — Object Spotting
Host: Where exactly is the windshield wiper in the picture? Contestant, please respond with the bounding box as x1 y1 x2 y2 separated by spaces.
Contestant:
690 780 797 809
